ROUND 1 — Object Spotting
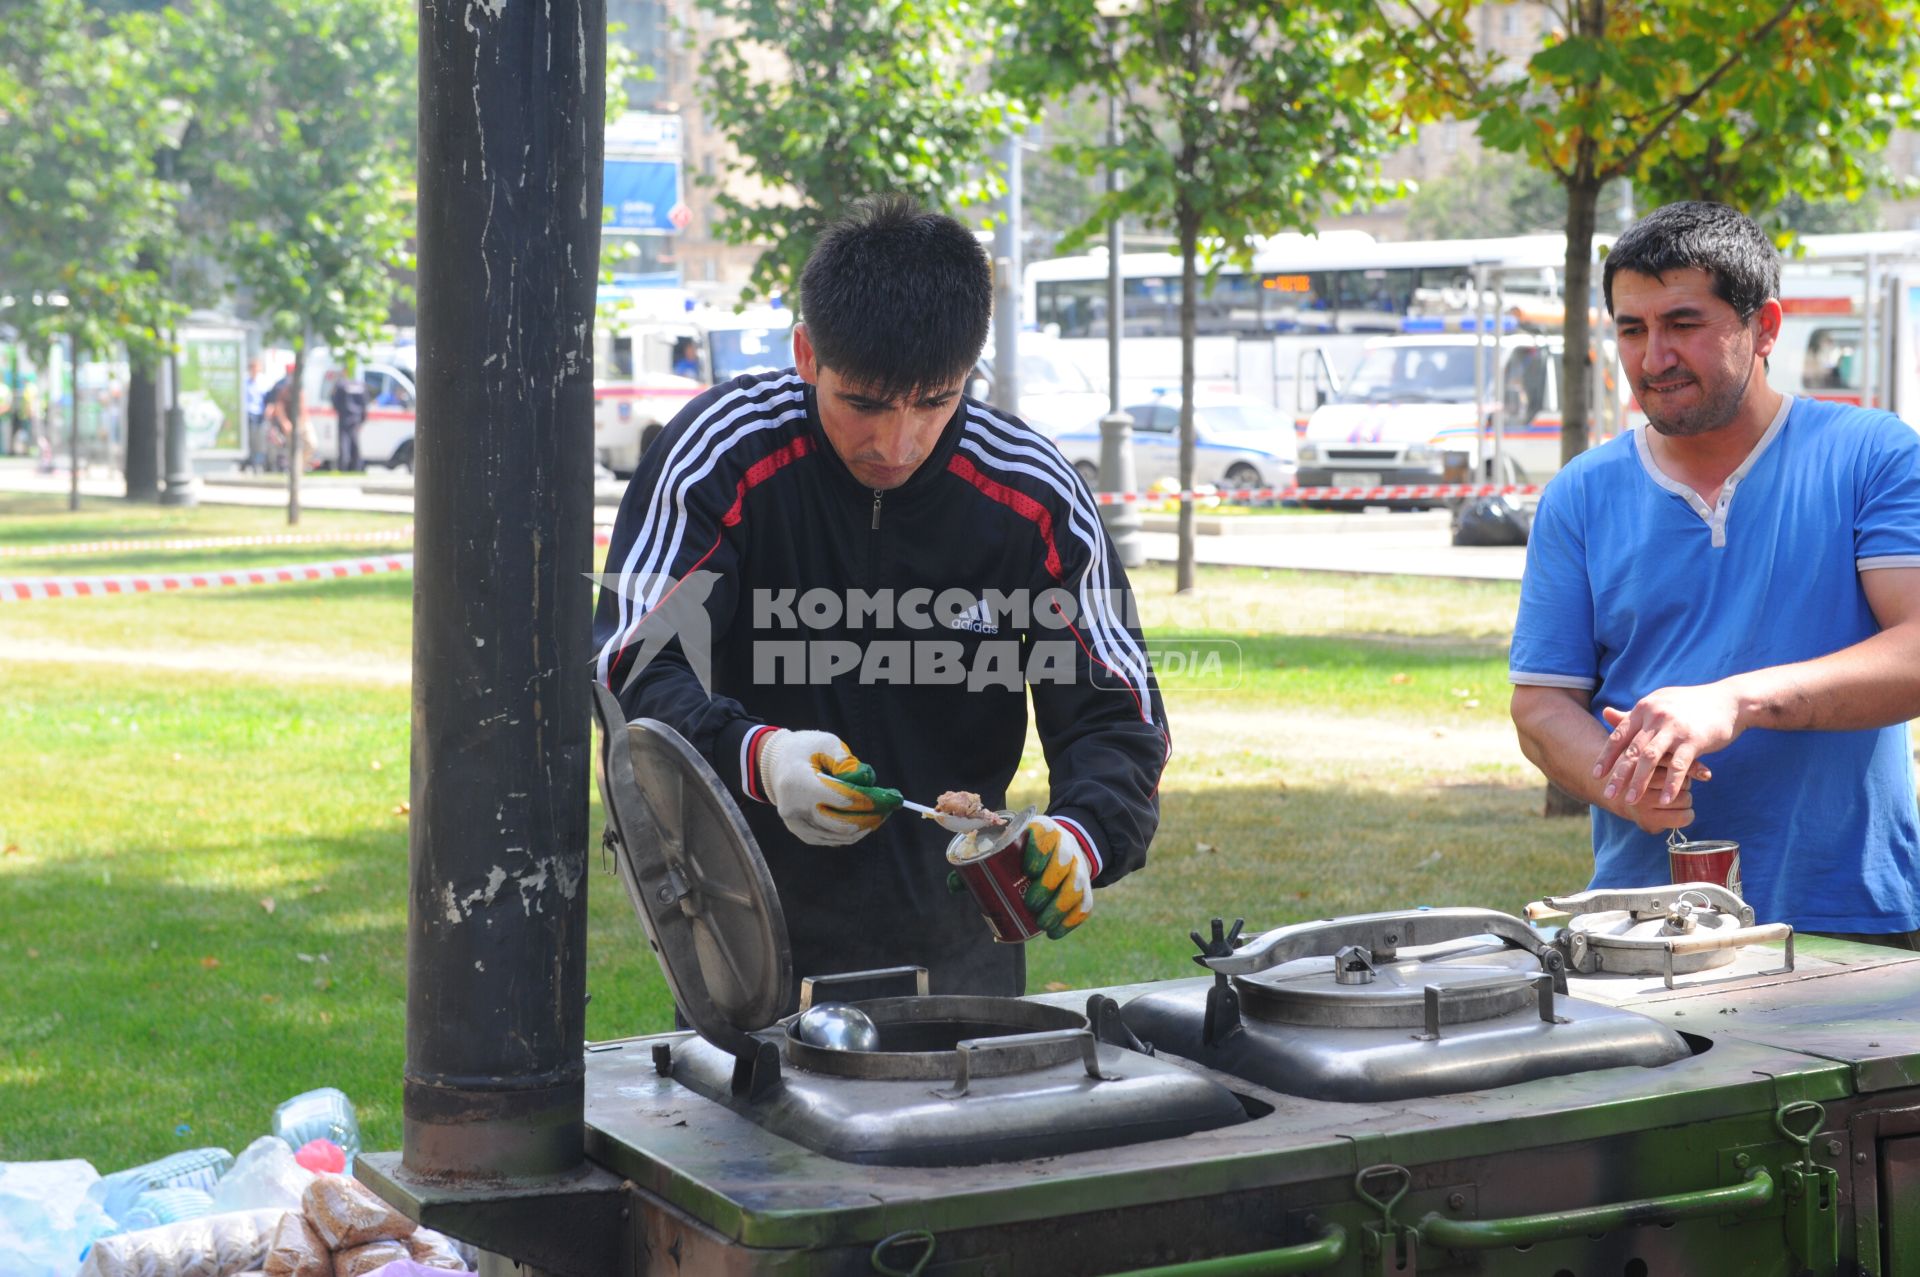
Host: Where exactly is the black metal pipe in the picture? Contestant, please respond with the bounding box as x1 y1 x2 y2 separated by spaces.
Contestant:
404 0 604 1181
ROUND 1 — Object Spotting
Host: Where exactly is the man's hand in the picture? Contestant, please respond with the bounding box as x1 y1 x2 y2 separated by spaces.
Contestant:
757 729 901 846
1019 816 1093 939
1594 686 1738 807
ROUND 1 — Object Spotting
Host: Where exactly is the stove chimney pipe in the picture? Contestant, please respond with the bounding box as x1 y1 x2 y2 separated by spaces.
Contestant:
403 0 604 1180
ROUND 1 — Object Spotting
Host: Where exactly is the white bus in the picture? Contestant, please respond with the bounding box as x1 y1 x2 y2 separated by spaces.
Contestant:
1022 232 1574 421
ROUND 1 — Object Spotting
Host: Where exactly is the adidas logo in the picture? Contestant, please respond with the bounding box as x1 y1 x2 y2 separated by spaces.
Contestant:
949 597 999 635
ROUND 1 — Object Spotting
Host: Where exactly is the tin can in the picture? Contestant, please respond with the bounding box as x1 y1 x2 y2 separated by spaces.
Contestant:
1669 838 1743 899
946 806 1041 943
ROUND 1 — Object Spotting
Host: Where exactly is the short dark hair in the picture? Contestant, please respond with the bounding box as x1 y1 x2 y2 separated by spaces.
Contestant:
1603 201 1779 319
798 194 991 402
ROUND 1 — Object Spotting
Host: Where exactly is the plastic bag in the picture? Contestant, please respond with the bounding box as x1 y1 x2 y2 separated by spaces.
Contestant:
1451 494 1531 546
0 1160 115 1277
330 1240 409 1277
300 1177 413 1251
75 1208 286 1277
401 1230 467 1272
211 1139 317 1216
360 1263 473 1277
260 1211 328 1277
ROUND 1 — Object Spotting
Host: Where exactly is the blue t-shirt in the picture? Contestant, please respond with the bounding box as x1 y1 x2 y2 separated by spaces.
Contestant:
1510 396 1920 933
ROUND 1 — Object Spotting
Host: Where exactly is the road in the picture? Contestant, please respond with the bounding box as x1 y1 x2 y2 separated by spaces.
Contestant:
0 460 1526 581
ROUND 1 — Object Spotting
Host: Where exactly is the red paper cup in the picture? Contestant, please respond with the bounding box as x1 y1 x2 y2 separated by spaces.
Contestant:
1669 839 1743 898
947 814 1042 943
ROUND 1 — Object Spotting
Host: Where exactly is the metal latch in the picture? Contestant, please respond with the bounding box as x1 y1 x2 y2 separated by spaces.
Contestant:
1355 1164 1418 1275
1776 1101 1839 1274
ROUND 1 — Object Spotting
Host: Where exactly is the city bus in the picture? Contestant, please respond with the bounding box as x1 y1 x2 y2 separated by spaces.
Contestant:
1022 232 1574 419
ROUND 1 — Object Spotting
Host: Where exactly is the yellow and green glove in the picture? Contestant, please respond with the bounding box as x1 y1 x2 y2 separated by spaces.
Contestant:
755 728 901 846
1020 815 1094 939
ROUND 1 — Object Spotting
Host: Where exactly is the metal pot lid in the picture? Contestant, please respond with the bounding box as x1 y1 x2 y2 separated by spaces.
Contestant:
1236 949 1545 1029
591 684 790 1041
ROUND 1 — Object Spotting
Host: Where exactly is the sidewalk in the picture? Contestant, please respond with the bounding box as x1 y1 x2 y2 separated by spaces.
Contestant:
0 459 1523 580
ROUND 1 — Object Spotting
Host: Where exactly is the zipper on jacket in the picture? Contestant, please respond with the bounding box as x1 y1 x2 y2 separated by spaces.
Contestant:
870 489 883 531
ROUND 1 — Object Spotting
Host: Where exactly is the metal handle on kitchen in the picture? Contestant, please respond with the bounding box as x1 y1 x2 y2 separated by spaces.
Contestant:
1203 907 1558 976
1415 1167 1775 1250
1540 884 1755 927
938 1029 1105 1097
1100 1223 1348 1276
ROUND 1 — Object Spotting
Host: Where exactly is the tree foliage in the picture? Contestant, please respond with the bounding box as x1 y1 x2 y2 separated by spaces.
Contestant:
1406 150 1628 239
171 0 414 357
166 0 414 518
1374 0 1920 462
996 0 1398 590
692 0 1023 306
0 0 183 360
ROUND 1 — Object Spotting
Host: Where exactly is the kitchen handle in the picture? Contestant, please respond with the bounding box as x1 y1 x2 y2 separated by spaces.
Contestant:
939 1028 1103 1097
1101 1223 1347 1276
1541 884 1755 927
1662 922 1792 956
1204 907 1558 976
1415 1168 1774 1251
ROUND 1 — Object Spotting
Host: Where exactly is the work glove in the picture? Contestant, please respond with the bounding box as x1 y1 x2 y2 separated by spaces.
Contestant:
1019 815 1094 939
756 728 901 846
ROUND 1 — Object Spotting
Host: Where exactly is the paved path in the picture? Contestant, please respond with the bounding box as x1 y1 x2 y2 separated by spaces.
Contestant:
0 460 1523 580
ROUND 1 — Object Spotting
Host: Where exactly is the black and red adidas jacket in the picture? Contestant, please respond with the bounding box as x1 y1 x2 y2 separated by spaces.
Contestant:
592 370 1169 1003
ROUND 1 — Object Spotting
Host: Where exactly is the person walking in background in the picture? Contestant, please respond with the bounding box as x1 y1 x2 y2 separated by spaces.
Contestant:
1509 201 1920 947
263 365 305 472
328 367 369 472
243 357 272 473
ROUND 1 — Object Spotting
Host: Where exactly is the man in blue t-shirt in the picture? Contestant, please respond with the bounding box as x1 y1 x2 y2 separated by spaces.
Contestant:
1510 201 1920 946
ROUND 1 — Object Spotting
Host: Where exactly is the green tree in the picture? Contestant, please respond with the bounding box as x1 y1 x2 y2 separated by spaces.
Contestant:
692 0 1023 306
1377 0 1920 466
998 0 1398 591
0 0 184 510
1406 150 1629 239
169 0 415 523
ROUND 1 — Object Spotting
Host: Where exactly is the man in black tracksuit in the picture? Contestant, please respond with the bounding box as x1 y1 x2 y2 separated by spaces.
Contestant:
592 196 1168 1005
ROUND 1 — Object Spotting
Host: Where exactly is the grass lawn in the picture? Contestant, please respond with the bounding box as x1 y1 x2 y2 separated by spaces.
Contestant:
0 498 1589 1172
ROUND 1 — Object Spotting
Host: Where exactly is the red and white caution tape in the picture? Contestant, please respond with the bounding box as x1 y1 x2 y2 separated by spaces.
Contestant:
1 554 414 601
0 526 417 558
1091 482 1541 505
2 526 611 559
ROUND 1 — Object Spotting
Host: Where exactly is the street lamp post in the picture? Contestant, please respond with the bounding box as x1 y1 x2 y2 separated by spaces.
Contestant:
154 108 197 508
991 131 1022 419
1094 0 1142 568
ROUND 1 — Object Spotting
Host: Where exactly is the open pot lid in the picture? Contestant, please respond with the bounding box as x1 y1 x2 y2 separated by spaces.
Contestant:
591 684 791 1043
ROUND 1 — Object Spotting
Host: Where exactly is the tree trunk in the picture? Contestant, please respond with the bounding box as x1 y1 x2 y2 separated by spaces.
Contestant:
1559 174 1603 468
1543 779 1588 818
124 355 161 502
1176 207 1198 594
288 336 305 526
68 333 82 512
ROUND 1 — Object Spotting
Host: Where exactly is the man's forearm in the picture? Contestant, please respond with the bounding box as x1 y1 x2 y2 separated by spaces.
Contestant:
1511 688 1614 806
1723 620 1920 735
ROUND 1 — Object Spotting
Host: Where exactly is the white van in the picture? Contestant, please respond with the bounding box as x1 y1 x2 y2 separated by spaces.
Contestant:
593 306 790 475
302 356 419 471
1297 333 1562 501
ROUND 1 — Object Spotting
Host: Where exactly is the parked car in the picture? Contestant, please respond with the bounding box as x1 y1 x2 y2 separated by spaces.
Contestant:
969 334 1109 438
1052 391 1300 495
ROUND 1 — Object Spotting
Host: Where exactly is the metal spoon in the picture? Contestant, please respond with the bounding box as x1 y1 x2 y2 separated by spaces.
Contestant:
899 798 1000 835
